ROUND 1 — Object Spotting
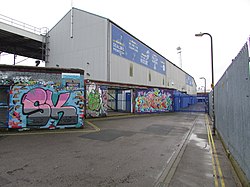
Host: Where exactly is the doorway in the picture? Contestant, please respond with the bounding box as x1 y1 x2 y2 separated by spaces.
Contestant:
107 89 132 113
0 86 9 128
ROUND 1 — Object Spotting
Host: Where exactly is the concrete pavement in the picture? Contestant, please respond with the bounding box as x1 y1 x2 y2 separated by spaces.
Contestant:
156 114 242 187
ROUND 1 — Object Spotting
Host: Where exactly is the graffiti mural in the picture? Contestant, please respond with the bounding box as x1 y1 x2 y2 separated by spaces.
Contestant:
1 70 85 129
135 88 173 113
8 84 84 129
22 88 78 126
86 83 108 117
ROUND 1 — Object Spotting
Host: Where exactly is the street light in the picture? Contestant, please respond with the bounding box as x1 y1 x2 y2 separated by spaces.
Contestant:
199 77 206 94
195 32 215 135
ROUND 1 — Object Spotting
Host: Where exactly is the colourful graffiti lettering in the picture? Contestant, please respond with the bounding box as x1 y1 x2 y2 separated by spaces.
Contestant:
1 70 84 129
86 84 108 117
135 88 173 113
8 85 84 129
21 88 77 126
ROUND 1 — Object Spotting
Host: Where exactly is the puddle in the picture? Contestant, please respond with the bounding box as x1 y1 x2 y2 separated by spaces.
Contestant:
190 133 209 150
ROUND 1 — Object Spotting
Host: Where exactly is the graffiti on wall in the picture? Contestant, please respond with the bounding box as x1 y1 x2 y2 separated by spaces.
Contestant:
135 88 173 113
0 73 60 87
7 78 84 129
0 72 11 85
86 83 108 117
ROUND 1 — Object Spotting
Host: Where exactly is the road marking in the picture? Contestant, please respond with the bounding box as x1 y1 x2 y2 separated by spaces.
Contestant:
206 115 225 187
206 117 219 187
85 120 101 132
0 121 100 136
208 123 225 187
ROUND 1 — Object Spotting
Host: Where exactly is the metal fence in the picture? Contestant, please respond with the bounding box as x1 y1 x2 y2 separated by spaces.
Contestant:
210 42 250 181
208 91 213 118
0 13 48 35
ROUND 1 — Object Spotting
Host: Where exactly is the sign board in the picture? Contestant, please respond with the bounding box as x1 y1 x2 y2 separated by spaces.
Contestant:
186 75 193 86
62 73 80 79
112 24 166 75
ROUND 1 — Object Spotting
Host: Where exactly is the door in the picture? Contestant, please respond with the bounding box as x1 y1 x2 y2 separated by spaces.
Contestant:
0 86 9 128
126 92 131 112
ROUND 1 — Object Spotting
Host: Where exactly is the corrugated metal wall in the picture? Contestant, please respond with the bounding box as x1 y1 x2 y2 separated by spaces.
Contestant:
208 90 213 118
211 42 250 181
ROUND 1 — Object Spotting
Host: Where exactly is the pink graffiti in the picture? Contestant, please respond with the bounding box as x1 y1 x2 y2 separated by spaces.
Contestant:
22 88 69 108
22 88 77 126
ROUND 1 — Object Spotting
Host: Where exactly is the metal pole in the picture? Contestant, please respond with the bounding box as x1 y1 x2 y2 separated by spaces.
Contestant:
14 54 16 65
70 0 73 38
206 33 215 136
195 32 215 135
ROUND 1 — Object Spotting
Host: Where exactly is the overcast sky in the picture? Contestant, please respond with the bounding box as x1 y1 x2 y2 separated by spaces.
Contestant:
0 0 249 90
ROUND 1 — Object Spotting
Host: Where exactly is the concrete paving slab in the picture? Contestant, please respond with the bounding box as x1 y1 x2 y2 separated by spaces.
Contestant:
168 115 214 187
213 135 242 187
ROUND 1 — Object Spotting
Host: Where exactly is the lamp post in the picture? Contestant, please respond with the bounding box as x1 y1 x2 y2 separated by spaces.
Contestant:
195 32 215 135
199 77 206 94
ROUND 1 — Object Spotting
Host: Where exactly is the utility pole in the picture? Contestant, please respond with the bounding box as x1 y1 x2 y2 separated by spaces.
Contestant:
177 46 182 69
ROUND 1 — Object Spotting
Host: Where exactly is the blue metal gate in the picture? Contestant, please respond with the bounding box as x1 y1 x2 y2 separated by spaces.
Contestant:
174 91 208 113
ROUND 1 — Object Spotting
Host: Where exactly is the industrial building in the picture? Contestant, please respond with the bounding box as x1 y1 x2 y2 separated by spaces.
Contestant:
46 8 197 117
0 8 198 125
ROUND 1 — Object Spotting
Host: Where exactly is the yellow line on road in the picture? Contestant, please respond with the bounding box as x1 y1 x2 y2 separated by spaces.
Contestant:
206 117 219 187
1 121 100 136
85 120 101 132
206 115 225 187
208 123 225 187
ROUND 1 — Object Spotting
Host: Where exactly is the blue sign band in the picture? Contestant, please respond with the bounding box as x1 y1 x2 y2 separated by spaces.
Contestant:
112 25 166 75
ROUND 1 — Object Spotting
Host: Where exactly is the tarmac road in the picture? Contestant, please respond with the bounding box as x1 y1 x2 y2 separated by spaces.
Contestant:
0 112 232 187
